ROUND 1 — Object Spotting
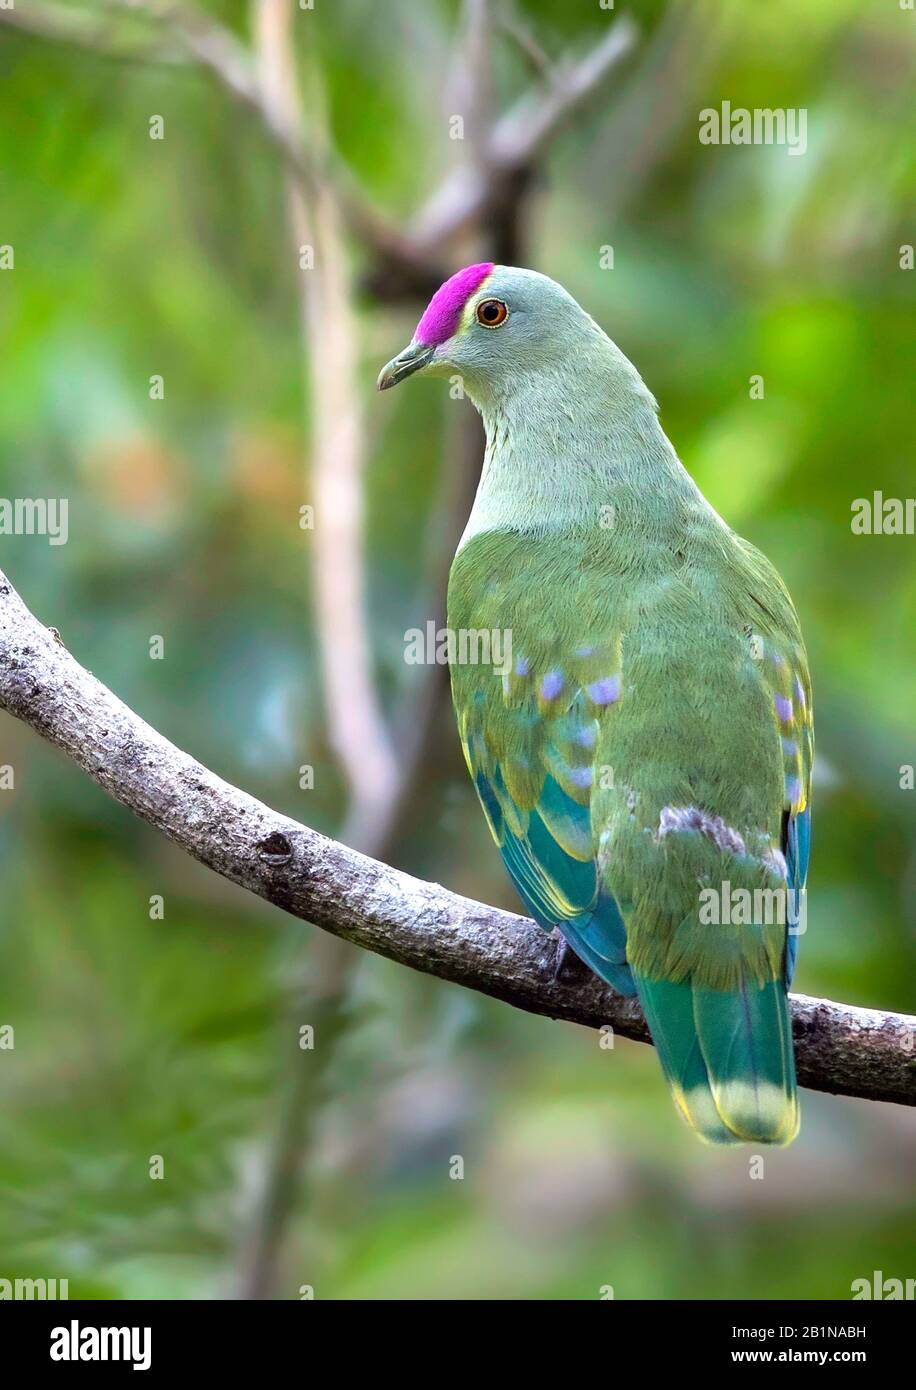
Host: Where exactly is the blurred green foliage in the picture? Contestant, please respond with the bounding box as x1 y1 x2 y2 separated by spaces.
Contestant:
0 0 914 1299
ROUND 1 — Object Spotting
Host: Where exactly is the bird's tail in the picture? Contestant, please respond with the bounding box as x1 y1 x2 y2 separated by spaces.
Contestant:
634 972 798 1145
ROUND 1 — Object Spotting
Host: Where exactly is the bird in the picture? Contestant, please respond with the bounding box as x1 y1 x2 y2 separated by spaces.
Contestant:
378 264 812 1145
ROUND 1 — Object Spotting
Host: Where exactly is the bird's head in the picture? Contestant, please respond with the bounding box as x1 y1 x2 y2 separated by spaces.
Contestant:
377 263 596 403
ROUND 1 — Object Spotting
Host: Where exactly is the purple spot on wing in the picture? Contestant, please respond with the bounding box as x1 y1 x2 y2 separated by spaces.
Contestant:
575 724 598 749
787 775 801 805
568 766 593 789
775 694 793 723
781 737 798 757
514 656 530 676
540 670 564 701
794 676 806 708
415 262 494 347
587 675 620 705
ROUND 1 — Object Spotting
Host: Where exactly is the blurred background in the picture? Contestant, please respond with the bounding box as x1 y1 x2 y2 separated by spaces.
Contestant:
0 0 914 1300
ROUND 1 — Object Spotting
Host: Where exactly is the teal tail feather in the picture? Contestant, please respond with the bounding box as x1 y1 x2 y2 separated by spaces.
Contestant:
634 974 798 1145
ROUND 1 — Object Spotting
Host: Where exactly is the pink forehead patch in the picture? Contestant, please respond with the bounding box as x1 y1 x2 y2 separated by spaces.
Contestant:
415 262 494 346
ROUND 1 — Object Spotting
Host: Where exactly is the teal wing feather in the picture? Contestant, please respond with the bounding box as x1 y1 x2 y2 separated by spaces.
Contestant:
785 805 810 985
458 654 635 997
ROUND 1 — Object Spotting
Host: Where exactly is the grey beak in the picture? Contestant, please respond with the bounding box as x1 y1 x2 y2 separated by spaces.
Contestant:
377 341 435 391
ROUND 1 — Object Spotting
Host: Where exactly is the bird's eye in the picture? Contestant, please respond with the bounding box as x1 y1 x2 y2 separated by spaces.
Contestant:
476 298 509 328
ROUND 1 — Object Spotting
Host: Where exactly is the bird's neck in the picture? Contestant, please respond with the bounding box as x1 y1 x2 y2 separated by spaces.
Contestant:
458 339 711 549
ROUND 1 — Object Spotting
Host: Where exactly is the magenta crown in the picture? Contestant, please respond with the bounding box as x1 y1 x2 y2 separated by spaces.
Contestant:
414 262 495 347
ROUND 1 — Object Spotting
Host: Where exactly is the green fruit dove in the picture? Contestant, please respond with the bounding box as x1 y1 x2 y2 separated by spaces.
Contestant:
378 264 812 1145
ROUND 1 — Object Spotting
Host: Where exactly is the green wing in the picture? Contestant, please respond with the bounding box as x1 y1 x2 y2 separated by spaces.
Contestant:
737 538 814 982
455 643 635 996
758 624 813 984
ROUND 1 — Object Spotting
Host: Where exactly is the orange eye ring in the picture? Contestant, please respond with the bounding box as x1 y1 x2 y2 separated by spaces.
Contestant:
476 297 509 328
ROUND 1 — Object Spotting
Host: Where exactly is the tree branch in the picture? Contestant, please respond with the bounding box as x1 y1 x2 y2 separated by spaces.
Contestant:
253 0 398 852
1 566 914 1108
234 0 396 1301
404 15 638 258
0 0 185 62
0 0 418 273
1 5 638 299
